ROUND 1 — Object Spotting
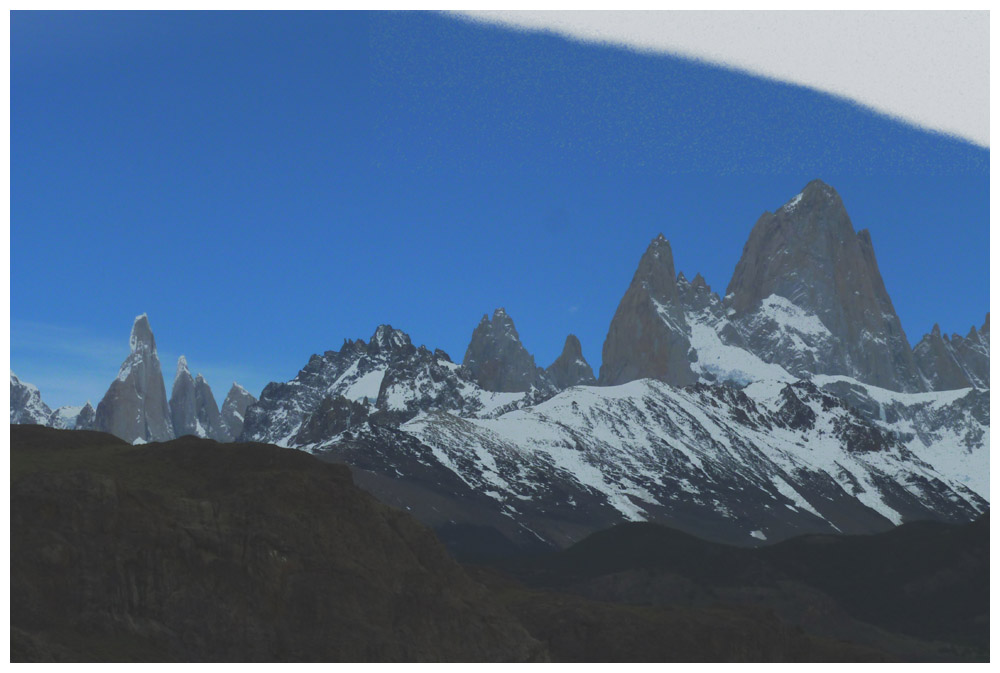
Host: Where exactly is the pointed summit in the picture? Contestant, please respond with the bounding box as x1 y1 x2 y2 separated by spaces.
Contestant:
631 234 681 305
598 235 695 387
726 181 923 392
913 324 973 391
129 313 157 354
74 401 96 431
914 313 990 391
463 308 542 393
170 356 198 437
368 325 413 353
221 382 257 441
545 334 597 388
96 314 174 442
193 374 225 440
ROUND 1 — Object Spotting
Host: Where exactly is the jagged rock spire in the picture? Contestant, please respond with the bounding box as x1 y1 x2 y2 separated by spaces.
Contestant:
96 314 174 443
463 308 544 393
599 235 696 387
913 313 990 390
545 334 597 388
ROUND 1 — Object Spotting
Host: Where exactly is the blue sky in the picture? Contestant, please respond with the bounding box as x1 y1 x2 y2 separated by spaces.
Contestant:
11 11 989 409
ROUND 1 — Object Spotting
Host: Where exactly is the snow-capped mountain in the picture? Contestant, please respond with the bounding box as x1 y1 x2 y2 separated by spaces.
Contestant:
10 374 96 430
9 180 989 552
239 179 988 550
10 372 53 425
48 405 84 430
241 324 531 446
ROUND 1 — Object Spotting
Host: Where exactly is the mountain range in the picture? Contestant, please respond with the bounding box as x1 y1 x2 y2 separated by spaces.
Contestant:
11 180 989 551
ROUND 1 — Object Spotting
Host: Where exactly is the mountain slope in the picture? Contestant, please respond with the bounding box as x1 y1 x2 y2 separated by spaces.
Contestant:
10 425 544 662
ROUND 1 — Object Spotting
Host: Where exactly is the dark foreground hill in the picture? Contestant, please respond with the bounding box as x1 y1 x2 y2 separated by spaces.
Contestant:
487 516 989 662
10 426 985 662
10 426 544 662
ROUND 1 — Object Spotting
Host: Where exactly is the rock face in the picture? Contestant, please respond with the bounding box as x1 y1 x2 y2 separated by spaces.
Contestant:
73 402 96 431
725 180 923 392
599 235 696 387
169 357 225 441
545 335 597 388
169 357 199 437
913 314 990 391
94 314 174 443
193 375 225 441
10 372 52 425
220 384 257 442
463 308 548 393
10 425 545 662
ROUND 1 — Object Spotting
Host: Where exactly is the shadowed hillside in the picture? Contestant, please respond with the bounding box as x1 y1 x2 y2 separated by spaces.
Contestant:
10 426 543 662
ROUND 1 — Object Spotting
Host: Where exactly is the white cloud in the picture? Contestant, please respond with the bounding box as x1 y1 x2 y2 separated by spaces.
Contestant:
453 10 988 148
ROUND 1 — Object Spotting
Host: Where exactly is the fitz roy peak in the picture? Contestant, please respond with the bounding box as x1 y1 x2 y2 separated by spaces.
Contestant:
95 314 174 443
725 180 922 392
237 179 987 553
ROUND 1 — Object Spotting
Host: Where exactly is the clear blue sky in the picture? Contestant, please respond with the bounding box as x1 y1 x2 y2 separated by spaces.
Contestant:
11 11 989 409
